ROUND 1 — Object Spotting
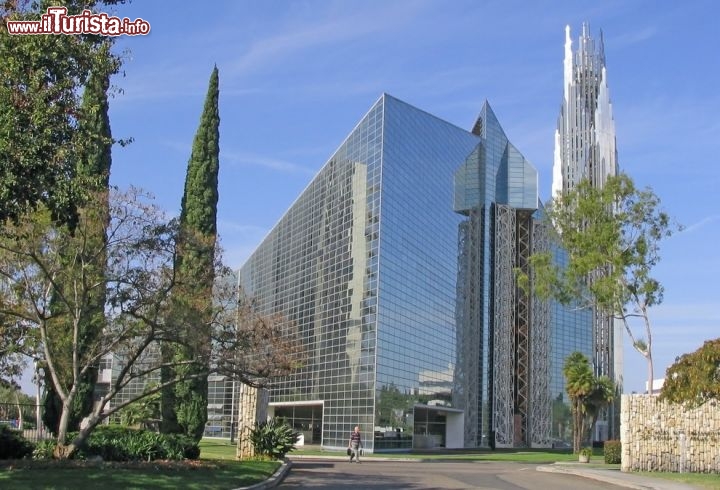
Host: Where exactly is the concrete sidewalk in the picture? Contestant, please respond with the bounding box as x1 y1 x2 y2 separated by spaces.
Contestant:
537 463 701 490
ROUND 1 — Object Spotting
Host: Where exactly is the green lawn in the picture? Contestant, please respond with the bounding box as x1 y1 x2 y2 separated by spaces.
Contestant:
290 447 591 464
7 440 716 490
199 439 601 465
199 438 240 460
636 471 720 489
0 442 280 490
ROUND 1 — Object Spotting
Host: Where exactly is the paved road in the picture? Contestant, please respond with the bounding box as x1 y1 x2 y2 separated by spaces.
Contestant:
279 459 625 489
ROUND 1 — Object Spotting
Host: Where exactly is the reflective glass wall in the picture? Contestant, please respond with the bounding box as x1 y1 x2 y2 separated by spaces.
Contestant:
239 95 481 451
374 97 480 449
237 93 594 451
547 243 593 445
240 97 384 450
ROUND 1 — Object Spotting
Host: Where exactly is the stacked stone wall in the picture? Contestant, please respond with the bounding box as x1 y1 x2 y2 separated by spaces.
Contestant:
621 394 720 473
235 384 268 460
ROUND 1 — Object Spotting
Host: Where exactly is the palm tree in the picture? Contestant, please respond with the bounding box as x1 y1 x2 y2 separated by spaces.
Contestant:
563 352 595 453
584 376 615 446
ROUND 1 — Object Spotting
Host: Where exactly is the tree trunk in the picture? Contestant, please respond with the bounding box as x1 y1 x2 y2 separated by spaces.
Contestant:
588 416 597 447
572 401 583 453
53 442 77 459
53 412 101 460
14 392 23 430
647 353 654 394
56 402 72 447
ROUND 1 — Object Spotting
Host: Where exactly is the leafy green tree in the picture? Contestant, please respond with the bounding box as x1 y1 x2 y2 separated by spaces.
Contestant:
0 1 119 386
523 174 680 393
660 338 720 407
0 189 301 459
43 63 115 435
0 189 173 457
161 67 220 440
0 382 33 406
0 381 35 429
0 1 122 223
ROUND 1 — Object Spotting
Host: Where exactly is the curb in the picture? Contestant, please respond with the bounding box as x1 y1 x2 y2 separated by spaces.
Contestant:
232 458 292 490
536 463 697 490
537 464 649 489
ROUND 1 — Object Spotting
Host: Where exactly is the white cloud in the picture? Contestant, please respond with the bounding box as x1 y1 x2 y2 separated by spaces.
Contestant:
223 2 428 79
610 26 657 48
682 214 720 234
221 150 315 175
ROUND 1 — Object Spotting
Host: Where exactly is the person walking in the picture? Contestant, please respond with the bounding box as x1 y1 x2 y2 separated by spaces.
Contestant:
348 426 363 463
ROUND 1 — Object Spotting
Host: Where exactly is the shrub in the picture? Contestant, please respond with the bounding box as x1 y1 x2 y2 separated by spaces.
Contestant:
32 439 56 460
165 433 201 460
68 425 200 461
249 418 299 460
0 424 34 459
604 439 621 464
579 447 593 458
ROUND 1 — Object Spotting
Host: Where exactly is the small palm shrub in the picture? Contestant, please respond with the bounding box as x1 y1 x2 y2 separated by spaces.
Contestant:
604 439 621 464
0 424 33 459
250 418 299 460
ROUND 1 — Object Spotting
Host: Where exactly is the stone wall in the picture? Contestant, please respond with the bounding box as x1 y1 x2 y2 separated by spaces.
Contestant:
621 394 720 473
235 384 268 460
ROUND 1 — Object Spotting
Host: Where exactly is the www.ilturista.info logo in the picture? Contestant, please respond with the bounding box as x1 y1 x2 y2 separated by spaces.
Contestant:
6 7 150 36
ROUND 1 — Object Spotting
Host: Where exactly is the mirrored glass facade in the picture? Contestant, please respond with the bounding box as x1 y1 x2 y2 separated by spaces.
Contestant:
238 93 594 451
547 242 593 444
240 95 482 451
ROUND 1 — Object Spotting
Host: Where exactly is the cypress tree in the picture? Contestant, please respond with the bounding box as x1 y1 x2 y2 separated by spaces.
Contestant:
161 66 220 439
42 63 113 434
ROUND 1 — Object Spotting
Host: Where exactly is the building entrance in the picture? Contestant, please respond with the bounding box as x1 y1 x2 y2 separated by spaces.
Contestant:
272 403 323 445
412 404 464 449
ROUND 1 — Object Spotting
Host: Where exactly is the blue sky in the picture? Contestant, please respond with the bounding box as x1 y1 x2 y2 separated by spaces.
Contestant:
27 0 720 395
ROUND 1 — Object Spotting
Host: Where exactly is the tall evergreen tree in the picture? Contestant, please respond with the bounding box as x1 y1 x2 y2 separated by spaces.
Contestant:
161 67 220 439
42 62 114 434
0 0 123 223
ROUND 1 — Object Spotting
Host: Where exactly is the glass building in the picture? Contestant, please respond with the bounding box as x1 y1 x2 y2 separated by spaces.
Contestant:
239 94 563 451
453 102 551 448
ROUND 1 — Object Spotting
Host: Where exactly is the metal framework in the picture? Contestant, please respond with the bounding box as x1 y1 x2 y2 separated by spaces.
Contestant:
492 204 516 447
490 205 552 448
515 210 532 446
530 220 551 447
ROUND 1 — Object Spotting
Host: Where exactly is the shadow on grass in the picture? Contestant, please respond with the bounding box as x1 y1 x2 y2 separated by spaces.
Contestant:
0 459 279 490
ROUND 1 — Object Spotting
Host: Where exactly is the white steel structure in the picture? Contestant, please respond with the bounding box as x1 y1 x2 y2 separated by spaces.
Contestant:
552 23 622 439
553 23 618 196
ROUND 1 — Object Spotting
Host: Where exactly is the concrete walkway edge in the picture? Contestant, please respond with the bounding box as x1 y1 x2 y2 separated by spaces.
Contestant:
233 458 292 490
